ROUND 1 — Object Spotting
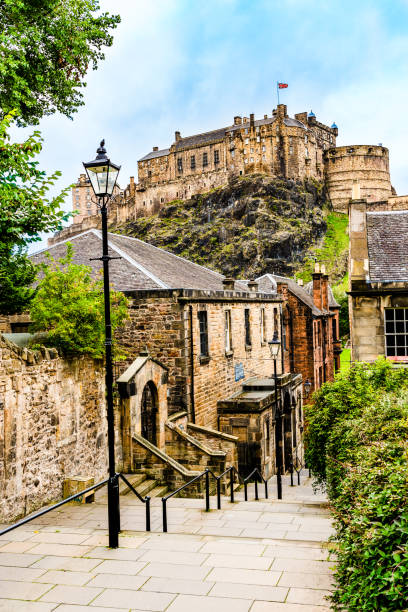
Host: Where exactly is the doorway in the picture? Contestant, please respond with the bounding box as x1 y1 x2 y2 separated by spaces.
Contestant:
141 381 158 445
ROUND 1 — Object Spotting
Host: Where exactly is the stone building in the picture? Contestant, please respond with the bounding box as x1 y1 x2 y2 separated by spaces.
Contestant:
29 230 305 478
348 198 408 363
255 270 340 396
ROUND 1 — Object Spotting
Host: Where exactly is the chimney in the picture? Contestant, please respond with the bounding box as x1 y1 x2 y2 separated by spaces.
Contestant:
276 104 287 119
321 266 329 311
222 277 235 290
234 116 242 125
349 198 369 288
250 113 255 129
312 262 323 310
153 146 159 152
264 114 268 119
243 117 249 123
247 279 258 292
175 131 181 142
295 112 308 124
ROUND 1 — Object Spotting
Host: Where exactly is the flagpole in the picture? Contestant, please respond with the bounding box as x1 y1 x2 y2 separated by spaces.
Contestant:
277 81 280 106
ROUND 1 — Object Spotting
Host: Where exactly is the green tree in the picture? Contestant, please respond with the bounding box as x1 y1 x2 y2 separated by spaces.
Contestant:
0 113 72 314
0 0 120 125
29 244 129 359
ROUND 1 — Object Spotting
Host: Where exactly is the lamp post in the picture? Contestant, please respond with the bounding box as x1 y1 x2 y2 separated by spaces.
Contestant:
268 332 282 500
83 141 121 548
303 379 312 399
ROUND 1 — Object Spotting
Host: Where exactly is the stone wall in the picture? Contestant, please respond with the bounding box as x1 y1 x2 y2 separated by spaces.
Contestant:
0 336 107 522
324 145 392 212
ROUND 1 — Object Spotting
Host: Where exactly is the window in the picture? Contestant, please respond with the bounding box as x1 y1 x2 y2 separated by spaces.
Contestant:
231 150 235 158
198 311 209 357
256 136 260 142
385 308 408 358
203 152 208 167
225 310 232 352
265 417 270 454
262 155 266 160
273 308 279 335
190 155 196 170
332 318 337 342
148 170 152 178
305 147 309 158
305 135 308 144
260 308 266 344
250 147 254 153
262 145 266 152
289 146 293 154
177 158 183 173
214 150 219 164
244 308 251 346
250 157 254 163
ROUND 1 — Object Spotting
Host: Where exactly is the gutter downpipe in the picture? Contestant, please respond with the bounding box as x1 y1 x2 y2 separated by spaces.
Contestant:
189 305 196 423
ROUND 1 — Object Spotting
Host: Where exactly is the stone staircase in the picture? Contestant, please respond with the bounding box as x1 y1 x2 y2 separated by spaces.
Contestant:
119 473 168 499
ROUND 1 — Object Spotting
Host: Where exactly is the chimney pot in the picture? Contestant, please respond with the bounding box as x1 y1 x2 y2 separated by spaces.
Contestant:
250 113 255 128
264 114 268 119
234 116 242 125
175 131 181 142
153 146 159 151
314 262 320 274
222 277 235 290
243 117 248 123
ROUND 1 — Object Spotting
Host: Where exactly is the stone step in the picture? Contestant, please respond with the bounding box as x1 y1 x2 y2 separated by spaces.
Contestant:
136 478 159 497
148 484 168 498
119 473 147 496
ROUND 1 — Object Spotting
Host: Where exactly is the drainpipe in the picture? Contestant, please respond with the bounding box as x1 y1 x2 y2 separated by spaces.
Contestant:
288 307 294 372
279 304 285 374
189 305 196 423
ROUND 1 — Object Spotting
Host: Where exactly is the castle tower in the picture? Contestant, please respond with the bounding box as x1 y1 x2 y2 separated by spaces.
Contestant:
323 145 392 212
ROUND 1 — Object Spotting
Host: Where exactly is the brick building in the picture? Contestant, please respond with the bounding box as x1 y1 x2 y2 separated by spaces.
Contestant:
348 198 408 363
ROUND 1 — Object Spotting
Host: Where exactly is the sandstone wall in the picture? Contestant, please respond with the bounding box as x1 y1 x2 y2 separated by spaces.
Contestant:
0 336 107 522
324 145 392 212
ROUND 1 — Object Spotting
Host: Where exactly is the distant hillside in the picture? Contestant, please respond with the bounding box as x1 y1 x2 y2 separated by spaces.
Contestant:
113 173 347 281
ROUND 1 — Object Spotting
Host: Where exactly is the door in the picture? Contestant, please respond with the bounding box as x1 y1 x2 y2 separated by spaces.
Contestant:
141 382 157 445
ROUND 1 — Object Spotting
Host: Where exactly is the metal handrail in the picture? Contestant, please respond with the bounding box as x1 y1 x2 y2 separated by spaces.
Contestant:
243 467 270 501
118 473 151 531
0 477 109 537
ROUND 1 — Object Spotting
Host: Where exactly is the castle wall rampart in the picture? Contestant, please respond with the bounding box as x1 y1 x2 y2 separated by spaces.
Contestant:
324 145 392 212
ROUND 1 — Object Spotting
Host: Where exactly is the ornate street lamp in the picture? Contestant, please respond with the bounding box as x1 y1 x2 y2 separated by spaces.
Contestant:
303 379 312 399
268 332 282 500
83 141 121 549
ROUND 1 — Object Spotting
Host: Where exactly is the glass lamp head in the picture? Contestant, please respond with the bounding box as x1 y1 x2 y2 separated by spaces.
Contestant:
83 140 121 197
268 331 280 359
304 379 312 397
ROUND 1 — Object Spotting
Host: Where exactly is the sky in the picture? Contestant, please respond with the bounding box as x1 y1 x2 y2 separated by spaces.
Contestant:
20 0 408 252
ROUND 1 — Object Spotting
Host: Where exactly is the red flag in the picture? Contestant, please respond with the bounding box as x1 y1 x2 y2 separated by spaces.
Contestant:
278 83 288 89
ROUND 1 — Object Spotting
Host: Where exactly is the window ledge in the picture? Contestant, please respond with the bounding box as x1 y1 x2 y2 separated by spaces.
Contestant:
225 350 234 358
199 355 211 365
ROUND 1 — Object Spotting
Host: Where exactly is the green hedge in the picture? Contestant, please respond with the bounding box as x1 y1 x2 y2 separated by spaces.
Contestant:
305 359 408 610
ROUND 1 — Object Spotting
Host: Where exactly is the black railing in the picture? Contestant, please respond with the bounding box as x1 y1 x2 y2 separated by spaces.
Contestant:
243 468 269 501
119 473 151 532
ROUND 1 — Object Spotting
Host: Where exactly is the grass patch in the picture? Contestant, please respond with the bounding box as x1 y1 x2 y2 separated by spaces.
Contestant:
340 348 351 373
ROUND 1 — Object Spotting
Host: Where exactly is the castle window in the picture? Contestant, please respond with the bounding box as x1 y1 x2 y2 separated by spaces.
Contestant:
262 145 266 152
198 311 209 358
244 159 248 164
243 149 247 155
225 310 232 353
260 308 266 344
245 138 249 144
244 308 251 347
148 170 152 178
214 150 219 164
190 155 196 170
305 147 309 158
289 147 293 154
177 158 183 173
385 308 408 359
304 135 308 144
250 157 254 163
262 154 266 160
231 150 235 158
250 148 254 153
245 128 248 134
256 136 260 142
231 164 234 169
203 152 208 167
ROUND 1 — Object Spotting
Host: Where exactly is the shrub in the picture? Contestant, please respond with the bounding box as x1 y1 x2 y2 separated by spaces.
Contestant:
30 244 129 359
305 359 408 610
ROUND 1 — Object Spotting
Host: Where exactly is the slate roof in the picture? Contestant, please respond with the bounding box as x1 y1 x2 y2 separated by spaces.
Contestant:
138 148 170 162
304 281 340 308
366 211 408 282
256 274 323 316
30 230 249 293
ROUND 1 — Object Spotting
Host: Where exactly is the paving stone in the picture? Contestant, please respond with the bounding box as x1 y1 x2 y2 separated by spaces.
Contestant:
271 558 335 574
199 541 266 555
91 588 176 610
278 572 334 590
0 552 43 567
138 549 208 565
206 567 281 586
241 528 288 539
287 587 332 606
251 604 330 612
139 538 204 552
31 556 103 572
40 584 103 605
35 569 95 586
56 607 127 612
85 545 146 560
139 562 211 581
86 572 148 590
263 545 328 561
166 593 252 612
0 541 38 553
0 566 45 581
27 543 92 557
0 600 57 611
0 580 52 601
93 559 147 575
209 582 288 602
196 526 243 537
29 533 90 545
142 577 213 595
203 553 272 570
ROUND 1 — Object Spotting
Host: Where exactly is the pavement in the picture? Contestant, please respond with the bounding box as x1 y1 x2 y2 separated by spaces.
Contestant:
0 476 336 611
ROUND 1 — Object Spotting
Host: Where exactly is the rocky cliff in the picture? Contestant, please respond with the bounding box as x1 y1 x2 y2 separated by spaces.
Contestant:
114 174 330 279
